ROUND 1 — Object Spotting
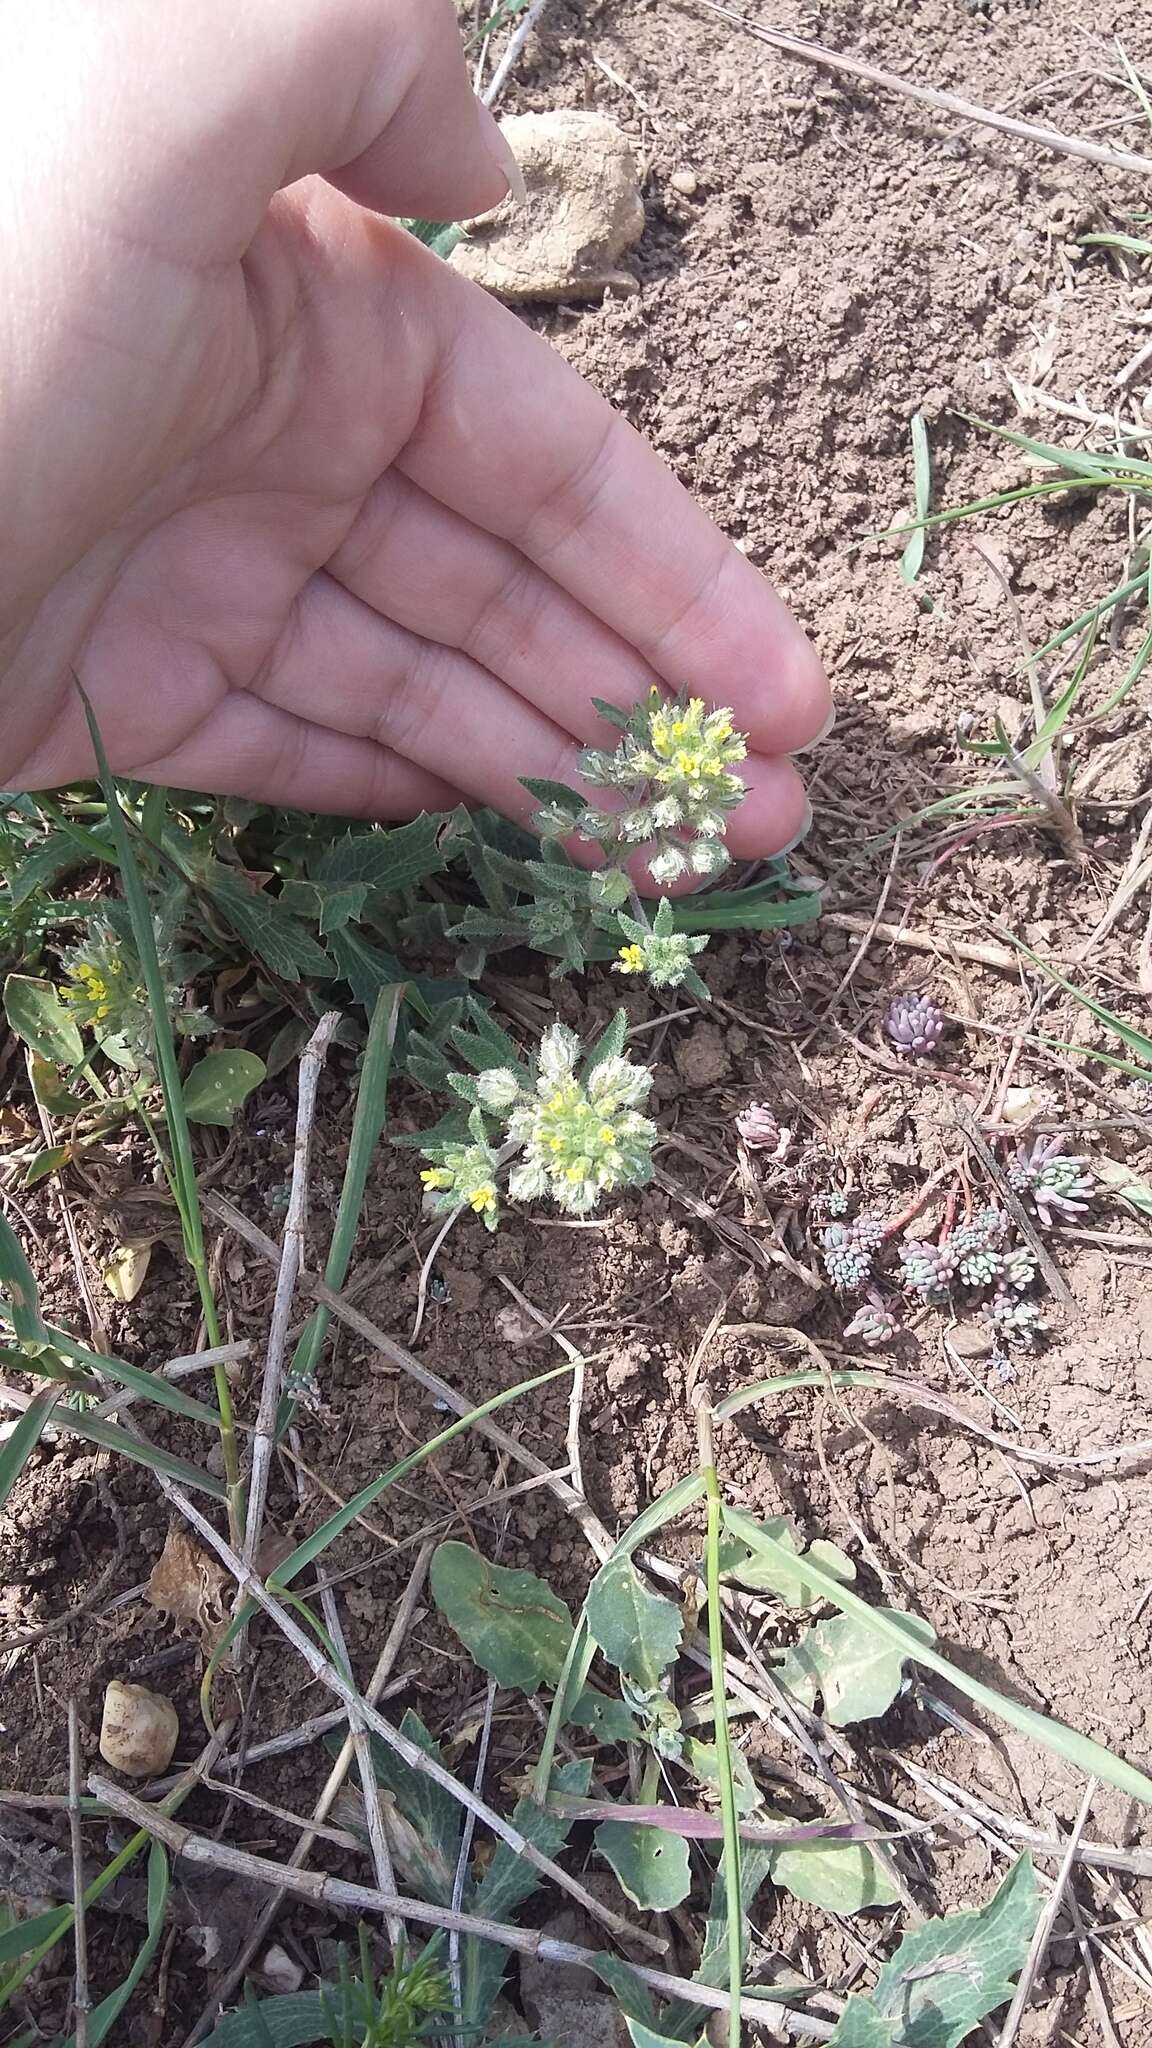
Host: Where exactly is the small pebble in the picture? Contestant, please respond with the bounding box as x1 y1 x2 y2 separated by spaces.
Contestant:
669 168 698 196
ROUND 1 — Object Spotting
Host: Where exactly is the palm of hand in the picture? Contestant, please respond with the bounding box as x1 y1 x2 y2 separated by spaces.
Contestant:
7 177 826 861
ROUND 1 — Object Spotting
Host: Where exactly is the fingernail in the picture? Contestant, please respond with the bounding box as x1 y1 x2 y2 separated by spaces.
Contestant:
477 105 527 206
802 700 837 750
776 798 813 857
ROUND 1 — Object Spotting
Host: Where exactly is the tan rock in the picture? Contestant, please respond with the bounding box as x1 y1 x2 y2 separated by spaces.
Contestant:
451 111 644 302
99 1680 179 1778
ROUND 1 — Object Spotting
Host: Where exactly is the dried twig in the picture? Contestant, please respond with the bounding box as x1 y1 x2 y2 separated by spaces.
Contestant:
156 1477 660 1953
67 1701 90 2048
497 1275 588 1498
319 1582 402 1950
93 1775 836 2037
204 1194 615 1561
483 0 552 108
687 0 1152 177
821 913 1023 975
243 1012 339 1597
188 1544 434 2041
998 1779 1097 2048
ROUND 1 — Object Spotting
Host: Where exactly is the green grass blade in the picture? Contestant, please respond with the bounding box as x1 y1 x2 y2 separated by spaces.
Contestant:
703 1449 741 2048
722 1504 1152 1805
900 413 930 585
1081 230 1152 257
63 1840 170 2046
998 930 1152 1065
0 1390 59 1512
42 1327 223 1426
0 1210 50 1346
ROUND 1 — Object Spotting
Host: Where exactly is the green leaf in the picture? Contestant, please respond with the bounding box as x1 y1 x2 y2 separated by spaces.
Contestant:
27 1055 84 1116
430 1541 574 1690
464 1760 592 2025
317 883 370 935
519 776 587 816
325 926 405 1014
309 815 448 895
585 1552 682 1690
827 1856 1040 2048
339 1709 461 1905
0 1393 57 1513
3 974 84 1067
718 1515 856 1606
63 1840 170 2046
200 1991 330 2046
200 862 333 981
566 1688 643 1744
182 1049 266 1127
0 1900 72 1968
23 1145 73 1189
595 1818 692 1910
769 1837 900 1914
683 1738 760 1815
0 1210 49 1347
8 834 87 909
582 1008 630 1073
587 1954 661 2029
775 1609 935 1725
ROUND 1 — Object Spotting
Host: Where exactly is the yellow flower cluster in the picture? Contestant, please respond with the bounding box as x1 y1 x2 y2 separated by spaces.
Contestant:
62 960 117 1022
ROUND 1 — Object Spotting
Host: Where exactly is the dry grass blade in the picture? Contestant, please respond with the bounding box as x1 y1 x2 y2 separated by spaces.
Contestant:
242 1010 339 1594
997 1780 1097 2048
92 1774 838 2036
686 0 1152 176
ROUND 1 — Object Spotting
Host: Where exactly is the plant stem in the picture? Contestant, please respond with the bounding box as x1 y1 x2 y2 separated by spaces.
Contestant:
697 1398 743 2048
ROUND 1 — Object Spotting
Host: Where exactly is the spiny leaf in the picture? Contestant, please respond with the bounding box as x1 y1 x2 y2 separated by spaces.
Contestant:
199 862 333 982
719 1515 856 1606
182 1049 266 1128
585 1552 682 1690
430 1541 574 1690
775 1608 936 1725
827 1855 1040 2048
463 1759 592 2026
595 1818 692 1910
307 814 448 895
3 974 84 1068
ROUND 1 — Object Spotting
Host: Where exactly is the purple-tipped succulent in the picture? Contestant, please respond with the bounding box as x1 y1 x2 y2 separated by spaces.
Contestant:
734 1101 791 1159
1007 1134 1094 1228
851 1210 887 1252
844 1293 900 1349
820 1221 873 1291
898 1236 957 1303
886 991 946 1058
988 1287 1049 1346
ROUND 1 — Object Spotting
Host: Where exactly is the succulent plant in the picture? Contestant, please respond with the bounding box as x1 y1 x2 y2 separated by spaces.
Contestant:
885 990 946 1058
734 1101 790 1157
998 1243 1039 1292
843 1293 900 1348
820 1221 874 1291
822 1188 851 1218
851 1210 887 1252
1007 1134 1094 1227
955 1244 1003 1289
988 1288 1049 1344
898 1237 957 1303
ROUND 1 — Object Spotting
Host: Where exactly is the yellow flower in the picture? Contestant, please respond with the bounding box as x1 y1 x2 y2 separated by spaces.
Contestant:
420 1167 452 1191
598 1124 617 1146
614 943 646 975
469 1184 497 1216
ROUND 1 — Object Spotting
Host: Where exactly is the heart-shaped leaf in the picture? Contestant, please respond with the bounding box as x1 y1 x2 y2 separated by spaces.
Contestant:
182 1050 266 1128
595 1818 691 1910
775 1609 936 1726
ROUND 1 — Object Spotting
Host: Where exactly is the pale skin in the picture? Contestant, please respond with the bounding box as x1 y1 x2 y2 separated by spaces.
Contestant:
0 0 832 871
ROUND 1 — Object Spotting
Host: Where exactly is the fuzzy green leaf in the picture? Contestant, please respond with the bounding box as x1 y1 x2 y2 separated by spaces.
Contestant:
430 1541 574 1690
585 1553 682 1690
595 1818 692 1910
827 1855 1040 2048
201 863 333 982
519 776 587 815
182 1049 266 1127
776 1609 935 1725
3 974 84 1068
719 1515 856 1606
308 815 448 895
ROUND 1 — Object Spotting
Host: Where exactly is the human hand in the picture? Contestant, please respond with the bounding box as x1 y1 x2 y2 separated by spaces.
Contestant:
0 0 830 867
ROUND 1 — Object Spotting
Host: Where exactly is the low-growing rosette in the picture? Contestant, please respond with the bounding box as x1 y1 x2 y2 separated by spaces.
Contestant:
820 1221 874 1291
611 897 709 994
1007 1134 1094 1227
885 990 946 1057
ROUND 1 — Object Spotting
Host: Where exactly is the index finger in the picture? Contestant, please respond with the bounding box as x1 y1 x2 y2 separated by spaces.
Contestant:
388 230 831 756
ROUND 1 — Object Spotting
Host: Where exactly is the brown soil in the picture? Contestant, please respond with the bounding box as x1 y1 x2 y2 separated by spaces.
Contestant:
6 0 1152 2041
